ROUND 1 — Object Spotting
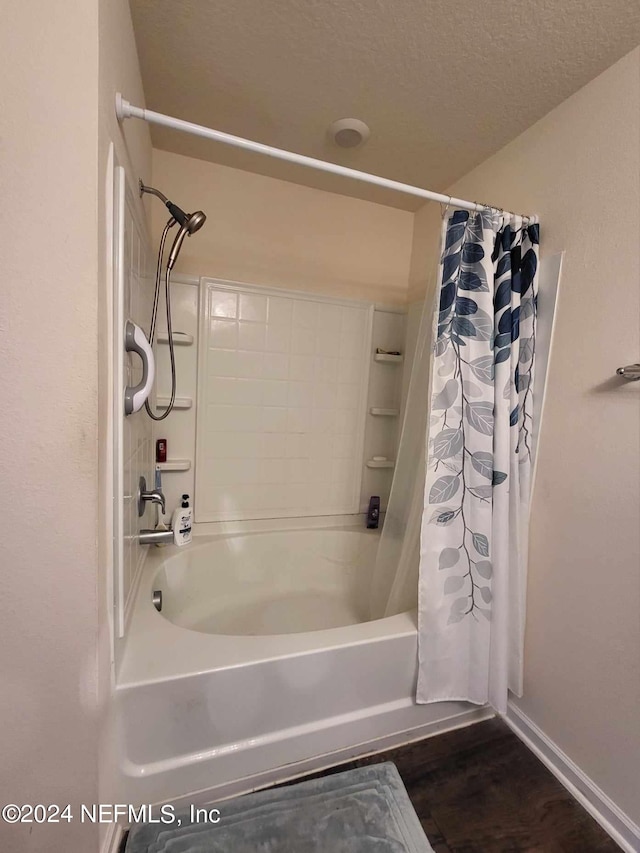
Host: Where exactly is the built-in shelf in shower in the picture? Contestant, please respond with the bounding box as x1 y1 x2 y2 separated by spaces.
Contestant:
155 396 193 410
157 332 194 346
366 459 395 469
373 352 403 364
369 407 399 417
156 459 192 472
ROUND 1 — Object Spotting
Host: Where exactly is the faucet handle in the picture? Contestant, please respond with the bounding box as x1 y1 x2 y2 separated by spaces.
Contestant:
137 476 166 517
137 476 148 517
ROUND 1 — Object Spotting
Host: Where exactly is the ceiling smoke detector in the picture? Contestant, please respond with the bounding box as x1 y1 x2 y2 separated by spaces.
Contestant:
329 118 370 149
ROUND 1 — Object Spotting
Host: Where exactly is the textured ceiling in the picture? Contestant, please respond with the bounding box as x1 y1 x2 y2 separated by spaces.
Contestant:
129 0 640 210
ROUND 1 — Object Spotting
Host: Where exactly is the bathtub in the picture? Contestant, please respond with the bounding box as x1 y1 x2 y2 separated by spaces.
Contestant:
115 519 488 806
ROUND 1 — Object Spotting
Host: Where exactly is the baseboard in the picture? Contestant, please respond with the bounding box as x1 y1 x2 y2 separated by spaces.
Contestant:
505 701 639 853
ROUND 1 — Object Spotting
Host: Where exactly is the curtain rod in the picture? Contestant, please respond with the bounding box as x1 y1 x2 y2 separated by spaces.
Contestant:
116 94 531 222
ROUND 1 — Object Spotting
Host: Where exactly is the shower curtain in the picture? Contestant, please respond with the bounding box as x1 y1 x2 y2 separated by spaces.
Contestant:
369 294 434 622
372 207 539 715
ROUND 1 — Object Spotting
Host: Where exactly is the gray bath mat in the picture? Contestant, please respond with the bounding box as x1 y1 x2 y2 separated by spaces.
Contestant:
125 762 434 852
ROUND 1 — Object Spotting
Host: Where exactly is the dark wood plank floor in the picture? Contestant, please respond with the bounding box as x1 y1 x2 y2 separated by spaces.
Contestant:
121 718 622 852
288 717 620 853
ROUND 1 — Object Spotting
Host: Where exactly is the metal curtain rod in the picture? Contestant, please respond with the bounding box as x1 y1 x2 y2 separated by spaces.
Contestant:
116 94 532 221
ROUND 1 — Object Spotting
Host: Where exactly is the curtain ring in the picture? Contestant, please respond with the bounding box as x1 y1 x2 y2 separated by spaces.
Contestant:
440 195 452 220
481 201 502 215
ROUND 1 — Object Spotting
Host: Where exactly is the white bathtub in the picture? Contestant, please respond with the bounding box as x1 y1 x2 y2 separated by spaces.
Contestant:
115 520 488 806
156 526 380 635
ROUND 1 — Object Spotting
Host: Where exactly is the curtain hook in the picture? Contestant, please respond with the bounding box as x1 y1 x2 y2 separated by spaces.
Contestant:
440 195 452 219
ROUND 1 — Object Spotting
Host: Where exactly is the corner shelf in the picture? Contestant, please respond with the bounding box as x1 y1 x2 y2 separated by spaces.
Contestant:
369 407 399 417
156 459 191 472
157 332 194 346
366 459 395 469
155 396 193 410
374 352 403 364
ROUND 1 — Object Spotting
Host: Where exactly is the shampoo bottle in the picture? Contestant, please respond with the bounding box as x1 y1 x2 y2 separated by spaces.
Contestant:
172 494 193 547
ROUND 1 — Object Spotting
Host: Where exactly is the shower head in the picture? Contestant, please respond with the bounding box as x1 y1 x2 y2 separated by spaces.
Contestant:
140 180 205 230
139 181 206 270
167 211 207 270
184 210 206 235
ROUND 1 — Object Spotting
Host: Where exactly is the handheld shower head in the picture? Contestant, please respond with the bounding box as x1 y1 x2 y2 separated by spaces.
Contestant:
139 181 206 270
141 183 207 422
167 211 206 270
185 210 206 234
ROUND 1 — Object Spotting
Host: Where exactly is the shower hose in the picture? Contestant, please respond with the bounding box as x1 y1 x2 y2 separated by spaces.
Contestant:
145 218 177 421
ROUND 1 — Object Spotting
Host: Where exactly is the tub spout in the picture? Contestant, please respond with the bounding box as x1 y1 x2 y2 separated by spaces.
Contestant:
139 528 174 546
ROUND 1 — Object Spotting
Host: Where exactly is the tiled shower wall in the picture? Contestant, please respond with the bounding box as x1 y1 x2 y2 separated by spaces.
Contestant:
154 277 407 522
196 282 373 520
117 170 154 635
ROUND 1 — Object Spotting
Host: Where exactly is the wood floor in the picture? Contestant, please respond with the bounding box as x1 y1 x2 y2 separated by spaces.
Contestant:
287 717 621 852
121 717 622 852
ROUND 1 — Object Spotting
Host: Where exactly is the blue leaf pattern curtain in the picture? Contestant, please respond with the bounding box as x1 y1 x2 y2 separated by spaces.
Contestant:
418 209 539 713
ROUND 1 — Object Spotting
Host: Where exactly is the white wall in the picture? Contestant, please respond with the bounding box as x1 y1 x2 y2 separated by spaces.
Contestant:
0 3 101 852
151 149 414 306
0 0 153 850
411 46 640 827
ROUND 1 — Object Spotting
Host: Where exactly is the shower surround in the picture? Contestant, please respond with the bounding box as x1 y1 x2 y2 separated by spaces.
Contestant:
114 164 155 637
112 277 486 806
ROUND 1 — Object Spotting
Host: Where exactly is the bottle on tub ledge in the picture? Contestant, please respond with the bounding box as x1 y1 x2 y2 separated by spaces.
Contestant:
172 494 193 547
366 496 381 529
